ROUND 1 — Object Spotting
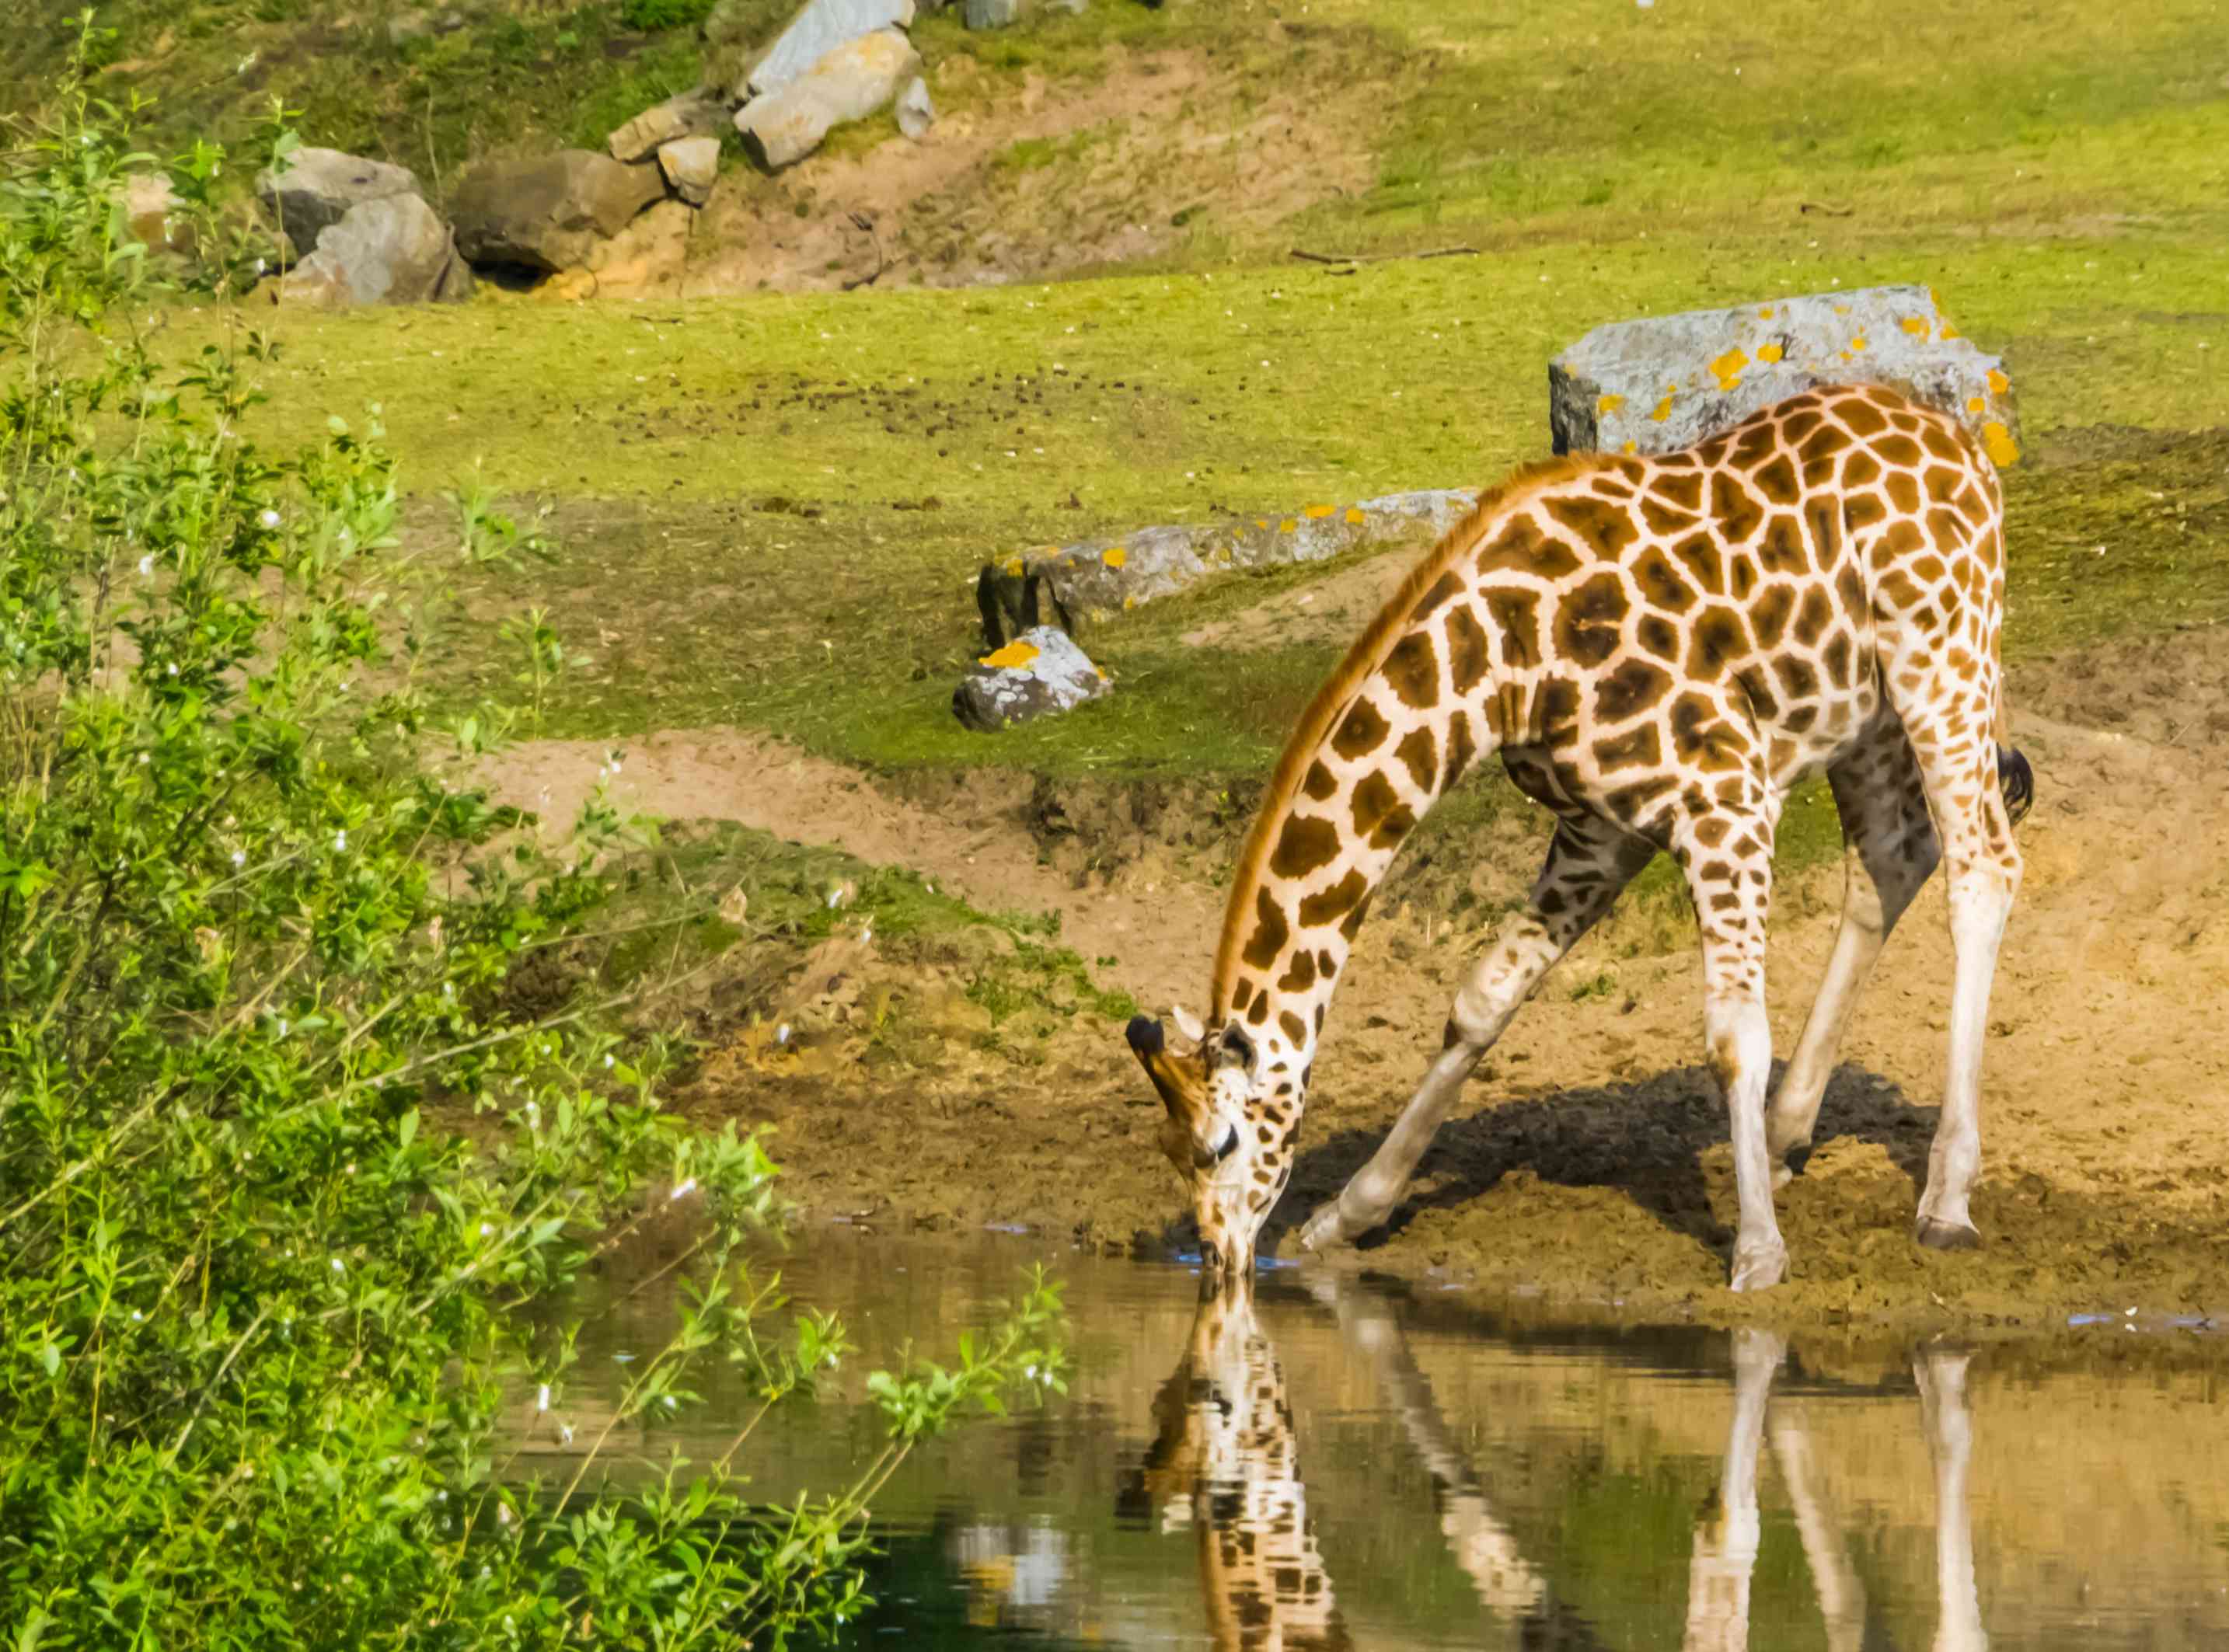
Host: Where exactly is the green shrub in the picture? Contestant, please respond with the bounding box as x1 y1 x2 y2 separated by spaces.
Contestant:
0 24 1063 1649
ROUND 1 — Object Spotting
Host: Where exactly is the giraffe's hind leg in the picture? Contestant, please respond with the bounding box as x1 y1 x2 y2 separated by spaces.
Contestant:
1765 716 1941 1182
1667 798 1790 1292
1881 678 2024 1249
1296 812 1654 1255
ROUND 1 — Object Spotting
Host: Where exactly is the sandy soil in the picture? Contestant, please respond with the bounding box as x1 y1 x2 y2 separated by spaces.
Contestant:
479 623 2229 1332
667 45 1376 295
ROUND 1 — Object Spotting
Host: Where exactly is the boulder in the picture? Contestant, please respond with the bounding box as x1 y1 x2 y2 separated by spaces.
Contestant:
607 92 727 163
121 173 192 255
1548 284 2021 467
448 151 669 273
275 194 473 308
657 135 721 205
952 626 1111 731
964 0 1023 24
741 0 915 98
734 30 922 170
1017 488 1481 622
256 147 422 254
895 75 934 138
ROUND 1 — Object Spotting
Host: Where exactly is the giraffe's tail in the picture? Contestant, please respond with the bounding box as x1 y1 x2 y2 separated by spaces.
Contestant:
1993 694 2035 826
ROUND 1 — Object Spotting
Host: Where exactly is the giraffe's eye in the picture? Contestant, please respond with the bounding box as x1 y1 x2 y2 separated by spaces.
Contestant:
1212 1123 1241 1162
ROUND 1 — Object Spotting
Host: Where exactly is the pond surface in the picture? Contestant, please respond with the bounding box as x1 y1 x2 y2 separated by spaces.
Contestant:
549 1226 2229 1650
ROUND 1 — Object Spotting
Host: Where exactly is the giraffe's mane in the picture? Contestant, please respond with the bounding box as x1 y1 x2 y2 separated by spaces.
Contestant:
1209 454 1611 1021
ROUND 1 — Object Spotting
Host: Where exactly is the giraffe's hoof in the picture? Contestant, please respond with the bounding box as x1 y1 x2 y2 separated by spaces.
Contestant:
1296 1200 1359 1255
1728 1237 1788 1292
1914 1217 1983 1251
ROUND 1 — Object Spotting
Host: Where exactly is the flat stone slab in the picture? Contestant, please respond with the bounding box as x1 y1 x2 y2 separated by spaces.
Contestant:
1549 284 2020 468
1013 489 1480 624
952 626 1110 730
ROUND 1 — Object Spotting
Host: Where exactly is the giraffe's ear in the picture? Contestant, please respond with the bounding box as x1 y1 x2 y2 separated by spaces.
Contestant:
1169 1005 1205 1046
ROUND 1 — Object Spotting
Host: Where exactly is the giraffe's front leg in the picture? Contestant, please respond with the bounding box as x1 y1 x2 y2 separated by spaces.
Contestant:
1298 817 1652 1256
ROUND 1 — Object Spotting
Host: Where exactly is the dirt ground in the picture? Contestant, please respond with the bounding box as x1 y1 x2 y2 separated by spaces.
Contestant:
478 620 2229 1333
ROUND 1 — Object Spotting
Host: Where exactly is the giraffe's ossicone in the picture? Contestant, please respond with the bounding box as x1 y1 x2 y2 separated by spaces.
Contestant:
1127 385 2032 1289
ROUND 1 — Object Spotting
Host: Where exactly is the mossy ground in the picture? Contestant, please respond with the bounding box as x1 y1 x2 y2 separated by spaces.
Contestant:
17 2 2227 1270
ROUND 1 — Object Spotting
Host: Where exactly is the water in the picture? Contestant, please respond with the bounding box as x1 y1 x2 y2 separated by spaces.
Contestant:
550 1226 2229 1650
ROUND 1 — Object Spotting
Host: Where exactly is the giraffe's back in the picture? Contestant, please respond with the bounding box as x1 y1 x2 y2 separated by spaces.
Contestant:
1459 384 2004 837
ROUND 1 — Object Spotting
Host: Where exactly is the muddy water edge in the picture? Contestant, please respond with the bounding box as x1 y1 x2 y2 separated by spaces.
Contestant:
524 1225 2229 1651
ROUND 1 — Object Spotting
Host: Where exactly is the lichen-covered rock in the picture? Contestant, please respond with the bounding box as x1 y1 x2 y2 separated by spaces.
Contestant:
449 151 668 273
1549 284 2021 467
741 0 915 98
607 92 728 163
256 148 422 255
1013 489 1479 623
734 29 922 169
276 194 473 308
952 627 1110 731
657 135 721 204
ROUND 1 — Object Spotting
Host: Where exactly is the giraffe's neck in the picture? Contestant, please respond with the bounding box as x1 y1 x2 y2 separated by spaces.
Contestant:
1212 486 1546 1073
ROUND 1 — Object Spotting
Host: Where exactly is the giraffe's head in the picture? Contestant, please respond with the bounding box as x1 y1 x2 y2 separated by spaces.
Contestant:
1126 1009 1297 1273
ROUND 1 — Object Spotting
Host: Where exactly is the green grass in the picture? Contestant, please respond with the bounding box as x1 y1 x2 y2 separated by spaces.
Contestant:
65 0 2229 900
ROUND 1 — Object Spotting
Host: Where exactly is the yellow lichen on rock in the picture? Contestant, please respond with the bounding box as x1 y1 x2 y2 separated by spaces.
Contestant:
1304 504 1336 519
1756 343 1784 364
1901 316 1931 336
1345 507 1366 525
1101 545 1127 569
1649 395 1673 423
1598 392 1627 414
1982 421 2020 466
980 640 1041 670
1987 368 2010 394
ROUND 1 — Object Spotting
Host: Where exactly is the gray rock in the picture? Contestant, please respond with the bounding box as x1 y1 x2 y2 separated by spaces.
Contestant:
607 92 727 163
895 75 934 138
964 0 1023 25
1018 489 1480 622
953 626 1111 731
656 135 721 205
743 0 915 98
448 150 669 273
734 29 923 169
276 194 473 308
1548 284 2021 467
256 147 422 254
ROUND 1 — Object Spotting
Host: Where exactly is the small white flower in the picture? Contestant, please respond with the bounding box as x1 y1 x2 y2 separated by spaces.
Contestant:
496 1502 511 1526
138 553 154 577
537 1384 550 1412
231 849 246 867
277 1019 288 1037
479 1222 494 1238
259 508 280 529
1024 1364 1038 1380
662 1395 678 1410
166 664 177 677
602 1054 615 1070
330 1257 343 1272
236 52 257 73
131 1309 143 1322
776 1023 791 1044
668 1177 697 1202
333 829 347 851
558 1423 574 1445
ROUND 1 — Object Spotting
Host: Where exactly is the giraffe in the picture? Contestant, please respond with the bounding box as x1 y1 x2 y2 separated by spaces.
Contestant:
1120 1271 1353 1651
1125 383 2032 1290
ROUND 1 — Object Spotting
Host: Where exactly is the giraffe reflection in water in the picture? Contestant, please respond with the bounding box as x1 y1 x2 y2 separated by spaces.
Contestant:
1130 1274 1990 1652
